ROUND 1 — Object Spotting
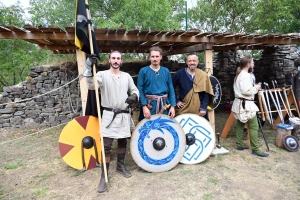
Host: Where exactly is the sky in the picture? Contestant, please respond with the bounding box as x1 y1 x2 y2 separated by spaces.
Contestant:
0 0 197 9
0 0 29 7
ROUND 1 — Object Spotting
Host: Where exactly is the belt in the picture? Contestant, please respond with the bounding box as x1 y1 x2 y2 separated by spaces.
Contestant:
237 98 253 110
145 94 168 114
103 107 129 128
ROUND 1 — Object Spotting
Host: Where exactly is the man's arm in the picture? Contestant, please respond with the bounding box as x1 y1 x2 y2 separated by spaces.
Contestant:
137 68 147 106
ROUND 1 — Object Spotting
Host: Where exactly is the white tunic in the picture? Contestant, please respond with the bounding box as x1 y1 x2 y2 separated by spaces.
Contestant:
231 71 259 123
86 70 139 138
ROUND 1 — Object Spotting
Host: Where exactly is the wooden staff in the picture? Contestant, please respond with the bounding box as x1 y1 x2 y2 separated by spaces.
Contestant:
85 0 108 183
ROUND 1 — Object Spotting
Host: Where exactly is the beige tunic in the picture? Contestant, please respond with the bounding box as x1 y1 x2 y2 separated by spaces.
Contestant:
231 71 259 123
86 70 139 138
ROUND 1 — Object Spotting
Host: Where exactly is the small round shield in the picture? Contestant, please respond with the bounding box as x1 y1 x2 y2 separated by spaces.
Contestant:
210 76 222 109
175 114 215 164
283 135 299 152
58 115 102 170
130 114 186 172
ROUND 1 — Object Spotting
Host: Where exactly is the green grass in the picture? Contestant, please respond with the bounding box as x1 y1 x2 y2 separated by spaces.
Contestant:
33 186 49 197
202 193 213 200
208 178 219 185
0 189 3 195
4 162 22 170
40 173 51 181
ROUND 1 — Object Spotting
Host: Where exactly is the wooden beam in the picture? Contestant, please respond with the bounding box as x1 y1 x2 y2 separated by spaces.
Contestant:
76 50 88 116
205 49 215 133
164 44 205 55
1 31 300 45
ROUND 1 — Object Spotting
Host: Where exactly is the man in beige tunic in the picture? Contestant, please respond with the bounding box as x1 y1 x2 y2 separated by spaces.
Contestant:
84 51 139 193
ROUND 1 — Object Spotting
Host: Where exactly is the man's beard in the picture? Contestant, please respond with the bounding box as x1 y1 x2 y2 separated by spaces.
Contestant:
110 63 120 69
189 66 196 71
249 67 253 73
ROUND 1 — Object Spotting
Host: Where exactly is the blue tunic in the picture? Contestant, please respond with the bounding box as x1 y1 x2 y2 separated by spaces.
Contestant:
137 66 176 120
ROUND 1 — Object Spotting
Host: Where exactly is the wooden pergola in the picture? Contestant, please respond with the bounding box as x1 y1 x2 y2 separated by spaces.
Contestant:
1 25 300 54
1 24 300 130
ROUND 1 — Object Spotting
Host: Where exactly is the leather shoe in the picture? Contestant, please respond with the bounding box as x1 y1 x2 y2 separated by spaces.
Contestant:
237 146 249 151
252 151 269 157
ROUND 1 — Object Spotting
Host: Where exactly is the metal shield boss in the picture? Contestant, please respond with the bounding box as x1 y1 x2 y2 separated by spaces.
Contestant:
58 116 102 170
283 135 299 152
175 114 215 164
130 114 186 172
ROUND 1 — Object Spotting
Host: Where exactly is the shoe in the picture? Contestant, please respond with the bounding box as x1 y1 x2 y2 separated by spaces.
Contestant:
116 154 132 178
252 151 269 157
98 163 109 193
237 146 249 151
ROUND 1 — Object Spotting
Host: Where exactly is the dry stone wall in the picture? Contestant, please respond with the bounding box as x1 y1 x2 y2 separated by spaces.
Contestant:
213 45 299 110
0 62 81 129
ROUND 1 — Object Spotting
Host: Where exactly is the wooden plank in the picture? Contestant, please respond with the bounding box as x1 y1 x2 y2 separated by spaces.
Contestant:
76 50 88 115
205 49 215 132
6 25 26 32
0 26 12 32
221 112 235 138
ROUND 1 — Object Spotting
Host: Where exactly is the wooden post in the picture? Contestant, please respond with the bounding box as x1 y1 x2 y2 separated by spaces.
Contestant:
204 47 215 132
76 50 88 115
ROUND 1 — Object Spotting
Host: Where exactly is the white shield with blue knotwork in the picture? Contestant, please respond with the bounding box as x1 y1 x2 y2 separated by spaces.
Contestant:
175 114 215 164
130 114 186 172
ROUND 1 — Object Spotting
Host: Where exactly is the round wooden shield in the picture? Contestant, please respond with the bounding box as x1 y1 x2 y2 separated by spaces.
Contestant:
130 114 186 172
175 114 215 164
210 76 222 109
58 115 102 170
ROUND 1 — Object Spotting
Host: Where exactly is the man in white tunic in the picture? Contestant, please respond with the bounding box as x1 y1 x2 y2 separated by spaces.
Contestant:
231 55 269 157
84 51 139 193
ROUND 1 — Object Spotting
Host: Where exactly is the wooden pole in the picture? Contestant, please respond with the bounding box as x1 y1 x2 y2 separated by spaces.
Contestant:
204 48 215 133
85 0 107 183
76 50 88 115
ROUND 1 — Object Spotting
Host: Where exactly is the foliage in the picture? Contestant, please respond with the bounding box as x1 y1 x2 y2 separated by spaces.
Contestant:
0 0 299 91
28 0 75 28
253 0 300 33
90 0 185 30
189 0 300 34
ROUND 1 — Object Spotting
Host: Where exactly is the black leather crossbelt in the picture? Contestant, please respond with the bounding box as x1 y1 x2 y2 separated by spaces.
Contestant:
237 98 253 110
103 107 129 128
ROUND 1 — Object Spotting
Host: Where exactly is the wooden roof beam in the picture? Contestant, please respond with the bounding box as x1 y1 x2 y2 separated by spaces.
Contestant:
164 43 213 55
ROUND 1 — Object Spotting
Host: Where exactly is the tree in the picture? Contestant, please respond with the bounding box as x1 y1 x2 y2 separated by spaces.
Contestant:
28 0 75 28
253 0 300 34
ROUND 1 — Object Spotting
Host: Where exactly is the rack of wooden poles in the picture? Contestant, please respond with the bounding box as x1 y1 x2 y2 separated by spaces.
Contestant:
258 84 300 129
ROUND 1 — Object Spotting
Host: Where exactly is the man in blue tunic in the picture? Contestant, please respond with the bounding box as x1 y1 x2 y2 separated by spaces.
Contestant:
172 53 214 120
137 46 176 120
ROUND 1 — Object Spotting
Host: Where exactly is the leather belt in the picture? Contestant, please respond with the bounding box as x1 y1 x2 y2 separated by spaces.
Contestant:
237 98 253 110
145 94 168 114
103 107 129 128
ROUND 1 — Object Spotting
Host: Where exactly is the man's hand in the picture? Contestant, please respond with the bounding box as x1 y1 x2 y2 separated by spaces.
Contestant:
125 93 138 105
168 106 175 118
199 110 207 117
83 54 98 77
88 54 97 65
176 101 185 108
143 106 151 119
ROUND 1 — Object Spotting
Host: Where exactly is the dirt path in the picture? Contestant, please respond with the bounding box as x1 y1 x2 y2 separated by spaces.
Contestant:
0 112 299 199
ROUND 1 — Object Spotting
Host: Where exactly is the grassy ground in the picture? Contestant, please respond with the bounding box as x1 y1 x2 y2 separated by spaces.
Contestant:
0 111 299 200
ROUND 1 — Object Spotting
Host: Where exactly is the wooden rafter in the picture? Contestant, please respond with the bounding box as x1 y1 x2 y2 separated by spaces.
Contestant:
1 25 300 55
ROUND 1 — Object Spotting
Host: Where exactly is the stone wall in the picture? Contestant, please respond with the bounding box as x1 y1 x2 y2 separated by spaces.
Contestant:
213 45 300 110
0 62 81 128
